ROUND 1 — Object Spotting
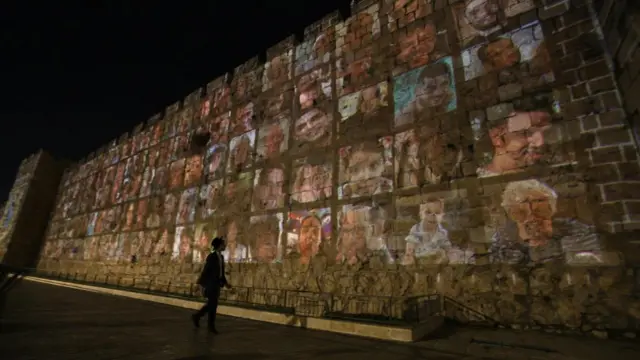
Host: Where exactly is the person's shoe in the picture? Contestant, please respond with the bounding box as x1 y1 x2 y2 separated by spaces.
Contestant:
208 327 219 334
191 314 200 328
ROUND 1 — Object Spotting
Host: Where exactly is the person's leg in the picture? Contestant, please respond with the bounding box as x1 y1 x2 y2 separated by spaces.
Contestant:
192 288 210 327
207 286 220 332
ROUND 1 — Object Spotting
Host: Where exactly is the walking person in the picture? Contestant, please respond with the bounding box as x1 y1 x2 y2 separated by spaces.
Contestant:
191 237 231 333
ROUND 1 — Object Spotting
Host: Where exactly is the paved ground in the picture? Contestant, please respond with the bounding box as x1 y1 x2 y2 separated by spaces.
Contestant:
1 281 639 360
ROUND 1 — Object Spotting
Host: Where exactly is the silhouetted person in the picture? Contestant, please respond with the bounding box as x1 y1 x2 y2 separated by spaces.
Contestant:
191 237 231 333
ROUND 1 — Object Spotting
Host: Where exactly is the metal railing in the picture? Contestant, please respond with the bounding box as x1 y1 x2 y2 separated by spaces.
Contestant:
33 268 443 326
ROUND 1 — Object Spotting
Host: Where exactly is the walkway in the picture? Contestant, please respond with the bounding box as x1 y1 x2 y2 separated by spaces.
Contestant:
1 280 639 360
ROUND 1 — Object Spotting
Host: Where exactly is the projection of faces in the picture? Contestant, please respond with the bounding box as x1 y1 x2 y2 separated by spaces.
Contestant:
227 131 256 173
290 161 332 204
462 22 552 83
476 109 553 178
256 116 289 161
293 108 332 152
335 5 380 58
199 180 223 219
286 210 331 264
487 179 605 265
338 139 393 199
252 168 285 211
296 67 332 112
336 205 391 265
250 215 281 263
394 127 464 187
393 58 456 128
262 50 292 91
221 219 248 263
294 31 332 75
176 188 197 225
172 225 194 262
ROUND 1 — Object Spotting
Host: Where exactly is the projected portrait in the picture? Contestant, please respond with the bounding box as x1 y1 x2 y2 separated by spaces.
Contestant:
152 123 164 145
193 223 217 263
296 66 332 112
123 153 146 201
184 154 203 187
453 0 501 47
256 114 289 161
335 4 381 58
169 134 189 162
198 180 223 220
338 81 389 135
172 225 194 262
146 197 162 228
168 160 185 190
110 163 125 204
153 227 173 257
122 202 136 232
249 214 283 263
103 206 122 234
286 208 331 264
484 179 606 265
206 112 231 145
394 126 465 188
99 235 118 261
252 167 285 211
338 138 393 200
336 203 394 265
221 218 250 263
233 68 262 101
209 83 232 116
227 130 256 173
176 187 197 225
384 0 433 32
290 156 332 205
396 192 474 265
84 237 100 261
295 30 333 76
224 172 253 213
139 166 153 198
391 20 450 76
262 50 293 91
203 144 227 181
292 108 332 154
121 139 132 159
150 166 167 195
140 230 159 258
133 198 147 230
162 193 178 225
262 89 293 120
336 56 374 97
461 21 553 84
393 57 457 128
231 102 255 136
473 95 572 178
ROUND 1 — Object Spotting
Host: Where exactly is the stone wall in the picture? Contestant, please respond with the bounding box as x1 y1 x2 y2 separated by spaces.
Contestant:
1 153 42 262
35 0 640 335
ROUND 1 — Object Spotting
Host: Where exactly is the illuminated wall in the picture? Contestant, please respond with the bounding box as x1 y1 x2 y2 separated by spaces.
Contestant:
0 154 40 259
36 0 640 332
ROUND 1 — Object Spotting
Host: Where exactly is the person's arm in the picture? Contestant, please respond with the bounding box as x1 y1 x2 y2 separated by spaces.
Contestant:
197 254 212 287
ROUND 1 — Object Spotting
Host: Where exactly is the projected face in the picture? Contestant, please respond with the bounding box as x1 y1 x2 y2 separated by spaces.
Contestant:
293 109 332 153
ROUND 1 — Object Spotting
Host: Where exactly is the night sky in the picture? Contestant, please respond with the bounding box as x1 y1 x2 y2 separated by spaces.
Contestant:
0 0 349 202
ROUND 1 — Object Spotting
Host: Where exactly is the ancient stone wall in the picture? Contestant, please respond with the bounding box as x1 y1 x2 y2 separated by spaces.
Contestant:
36 0 640 334
1 153 42 261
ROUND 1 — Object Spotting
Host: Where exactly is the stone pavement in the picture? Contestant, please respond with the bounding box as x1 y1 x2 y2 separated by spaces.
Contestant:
0 281 638 360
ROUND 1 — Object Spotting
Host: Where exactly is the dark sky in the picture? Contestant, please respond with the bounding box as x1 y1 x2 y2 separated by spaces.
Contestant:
0 0 349 202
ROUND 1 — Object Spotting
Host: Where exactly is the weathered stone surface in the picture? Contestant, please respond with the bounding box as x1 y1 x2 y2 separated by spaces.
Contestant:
14 0 640 337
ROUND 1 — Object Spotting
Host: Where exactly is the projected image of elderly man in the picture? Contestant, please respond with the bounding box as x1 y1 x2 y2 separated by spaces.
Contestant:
488 179 603 265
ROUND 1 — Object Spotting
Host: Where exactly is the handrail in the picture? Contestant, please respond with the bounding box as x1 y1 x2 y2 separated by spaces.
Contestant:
32 269 443 325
